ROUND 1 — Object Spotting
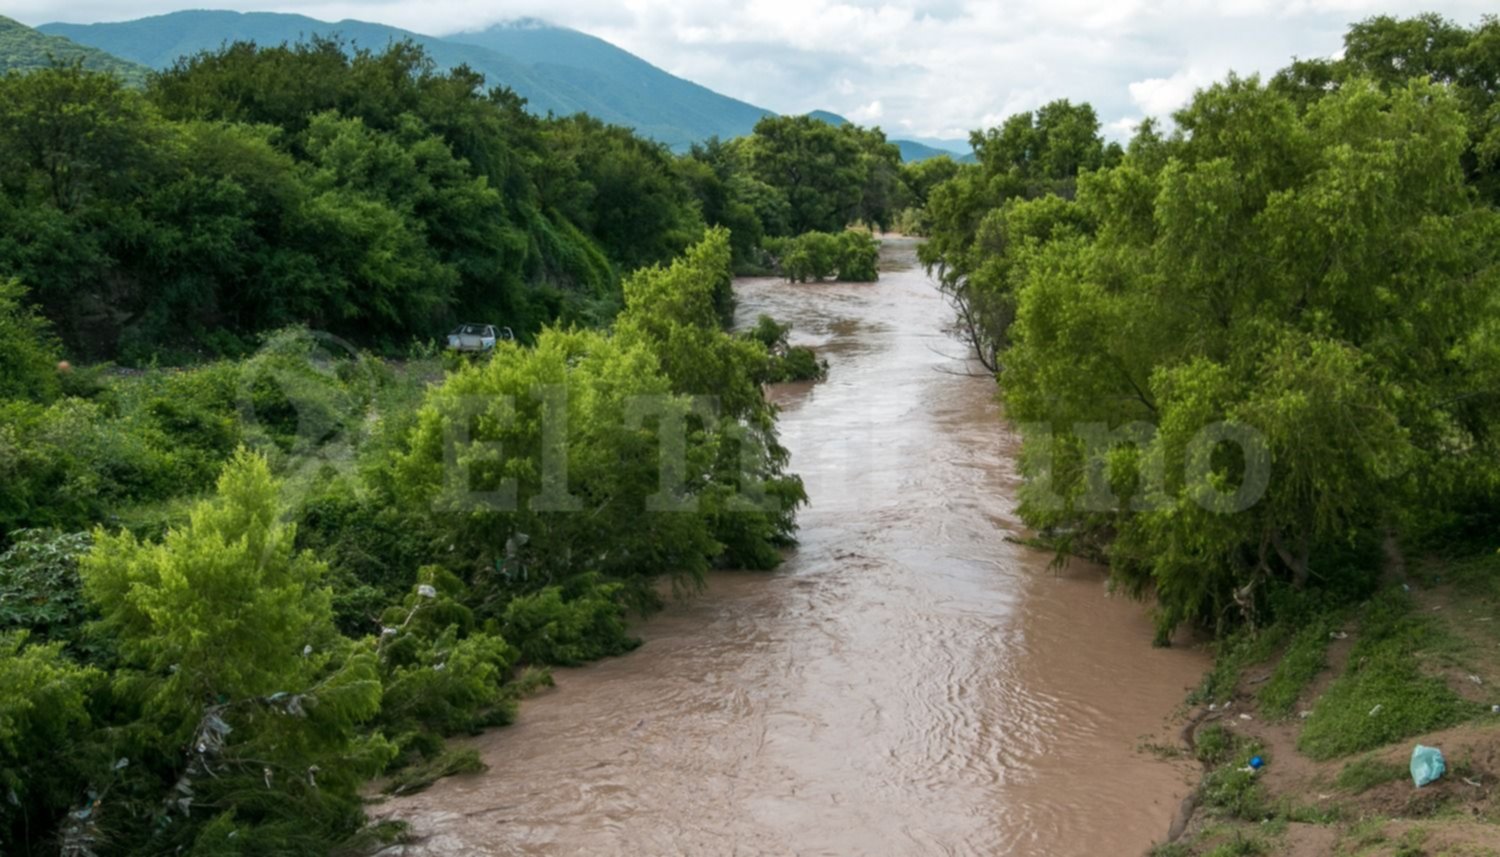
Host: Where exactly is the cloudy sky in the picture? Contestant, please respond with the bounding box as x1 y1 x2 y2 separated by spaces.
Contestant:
15 1 1496 140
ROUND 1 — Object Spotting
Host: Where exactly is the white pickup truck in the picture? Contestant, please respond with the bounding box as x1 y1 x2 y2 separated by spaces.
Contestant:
446 324 513 353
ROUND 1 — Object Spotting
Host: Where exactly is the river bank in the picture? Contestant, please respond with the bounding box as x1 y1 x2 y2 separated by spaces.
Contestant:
1157 555 1500 857
372 236 1209 856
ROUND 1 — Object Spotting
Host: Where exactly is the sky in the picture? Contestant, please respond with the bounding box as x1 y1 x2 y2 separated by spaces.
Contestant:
15 0 1497 141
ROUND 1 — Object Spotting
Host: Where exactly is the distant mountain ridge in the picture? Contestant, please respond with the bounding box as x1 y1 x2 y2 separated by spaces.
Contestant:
39 10 973 159
442 19 773 148
805 109 969 162
0 14 148 84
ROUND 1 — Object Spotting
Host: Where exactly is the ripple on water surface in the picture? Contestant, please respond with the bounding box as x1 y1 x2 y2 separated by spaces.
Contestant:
374 237 1207 857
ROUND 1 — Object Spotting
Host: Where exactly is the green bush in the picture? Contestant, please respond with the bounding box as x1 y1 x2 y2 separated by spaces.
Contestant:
375 568 520 760
382 748 486 796
502 577 639 666
745 315 792 351
834 229 880 281
0 278 60 404
1195 723 1236 766
744 315 827 383
0 633 103 850
294 475 442 634
0 529 97 655
76 451 393 853
0 397 182 540
767 230 881 282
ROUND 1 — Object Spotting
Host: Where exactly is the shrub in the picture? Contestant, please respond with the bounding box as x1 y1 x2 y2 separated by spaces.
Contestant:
766 229 880 282
744 315 826 383
382 748 486 796
0 397 181 540
0 633 103 850
0 278 60 404
77 451 392 852
834 229 880 281
501 576 639 666
375 568 520 758
0 529 97 655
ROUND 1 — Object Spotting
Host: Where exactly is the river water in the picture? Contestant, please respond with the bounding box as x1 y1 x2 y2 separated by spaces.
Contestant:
376 238 1208 856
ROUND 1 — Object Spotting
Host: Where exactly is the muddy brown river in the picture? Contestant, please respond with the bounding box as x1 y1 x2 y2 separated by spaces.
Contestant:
376 238 1208 856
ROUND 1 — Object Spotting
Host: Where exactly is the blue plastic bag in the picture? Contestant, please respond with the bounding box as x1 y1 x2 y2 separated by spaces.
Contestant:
1410 744 1445 788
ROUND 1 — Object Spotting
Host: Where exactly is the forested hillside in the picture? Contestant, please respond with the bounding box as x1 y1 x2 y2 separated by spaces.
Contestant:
40 10 961 158
0 39 932 363
0 15 147 84
40 11 768 151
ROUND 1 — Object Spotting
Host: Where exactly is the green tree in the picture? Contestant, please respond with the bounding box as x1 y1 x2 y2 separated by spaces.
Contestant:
0 633 103 852
842 123 908 231
997 75 1500 638
744 114 866 234
80 450 390 851
614 229 806 567
918 99 1121 371
392 327 720 602
542 114 705 273
1273 14 1500 204
0 279 59 403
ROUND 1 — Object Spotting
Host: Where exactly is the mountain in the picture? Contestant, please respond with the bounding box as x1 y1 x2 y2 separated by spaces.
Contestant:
807 109 850 126
895 139 963 162
805 111 966 163
40 10 771 150
443 20 772 145
0 14 148 84
40 10 961 159
40 12 591 121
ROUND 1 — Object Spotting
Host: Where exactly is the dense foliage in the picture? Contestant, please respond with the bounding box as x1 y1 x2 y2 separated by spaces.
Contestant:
739 114 909 234
0 44 646 361
0 39 922 365
744 316 827 383
0 212 809 852
919 14 1500 641
765 230 881 283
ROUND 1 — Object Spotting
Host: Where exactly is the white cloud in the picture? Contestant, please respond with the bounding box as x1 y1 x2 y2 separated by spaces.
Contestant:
1105 116 1144 139
849 99 884 122
1128 67 1217 117
13 0 1497 140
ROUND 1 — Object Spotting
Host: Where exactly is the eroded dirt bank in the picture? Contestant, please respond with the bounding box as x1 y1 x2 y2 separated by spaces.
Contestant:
374 237 1207 856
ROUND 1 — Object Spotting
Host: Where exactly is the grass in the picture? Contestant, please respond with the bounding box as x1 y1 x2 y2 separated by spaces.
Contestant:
1198 729 1271 821
1196 723 1237 766
1203 764 1270 821
1394 825 1429 857
1298 590 1480 760
1440 550 1500 600
1256 613 1339 718
1192 624 1291 705
1337 755 1409 793
1203 833 1269 856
